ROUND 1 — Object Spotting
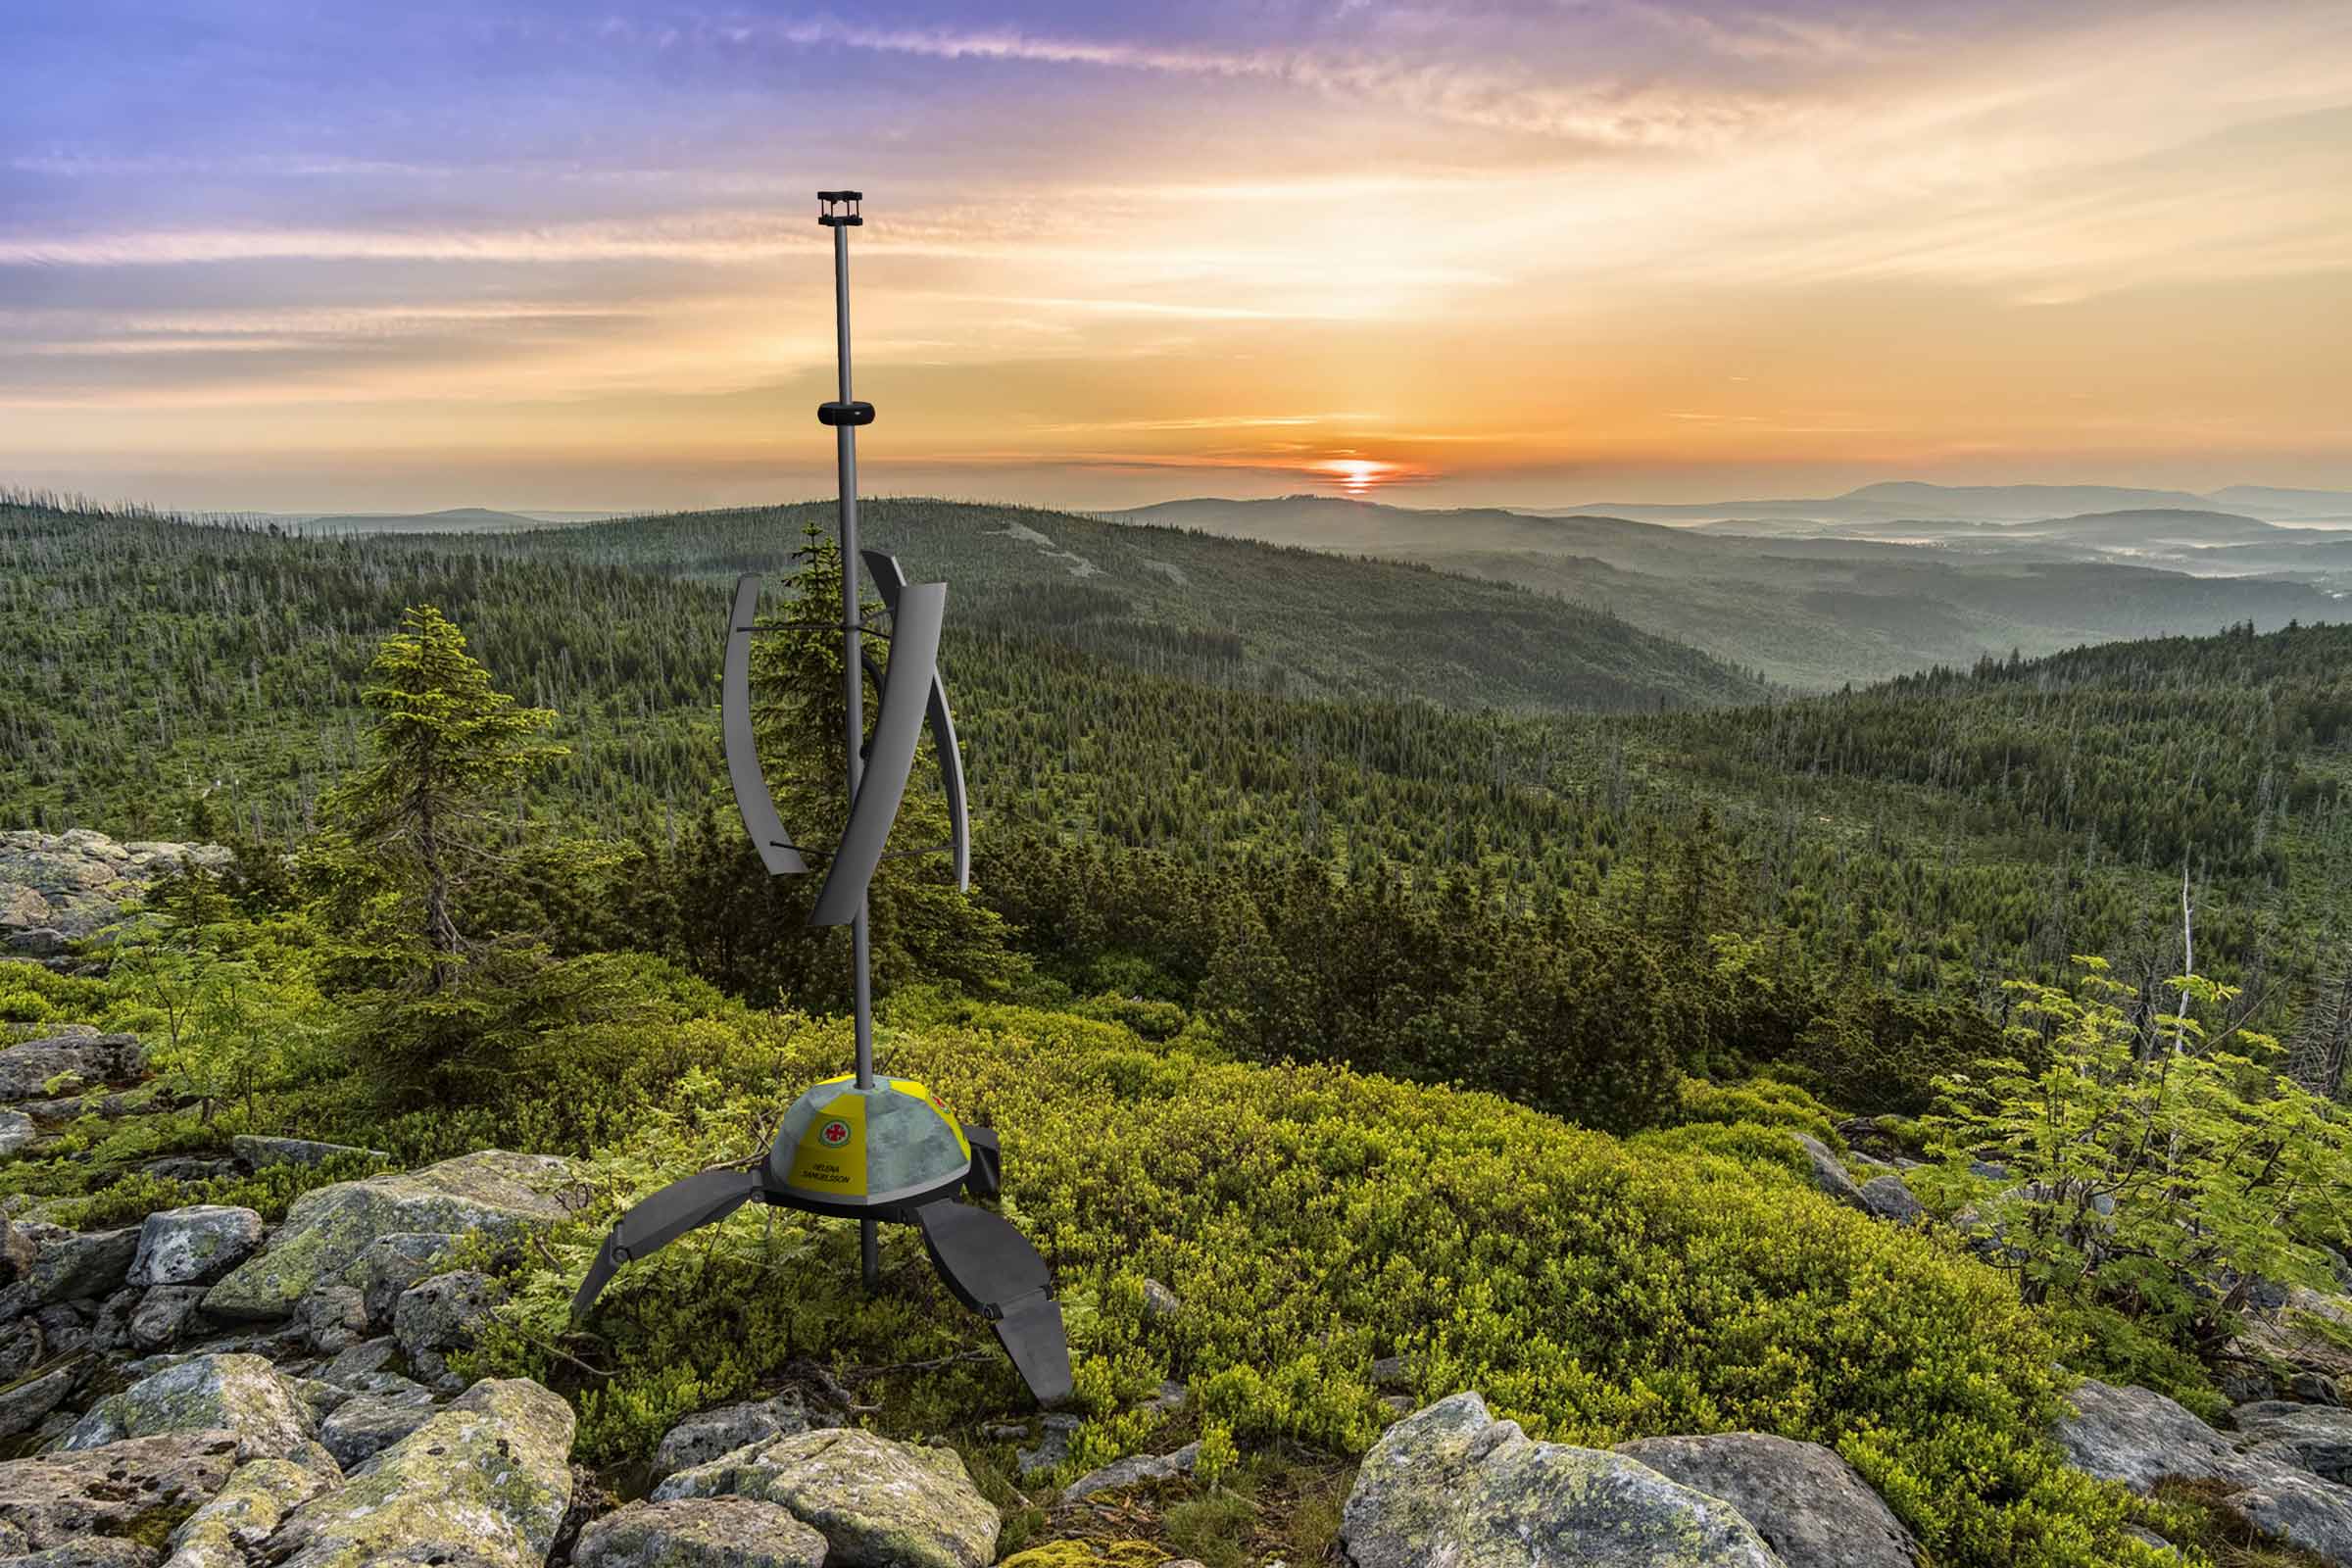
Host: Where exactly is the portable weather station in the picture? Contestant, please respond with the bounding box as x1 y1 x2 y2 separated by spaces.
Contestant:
570 191 1074 1407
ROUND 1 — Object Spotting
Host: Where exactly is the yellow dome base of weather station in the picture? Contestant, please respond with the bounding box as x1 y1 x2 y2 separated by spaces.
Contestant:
764 1073 974 1215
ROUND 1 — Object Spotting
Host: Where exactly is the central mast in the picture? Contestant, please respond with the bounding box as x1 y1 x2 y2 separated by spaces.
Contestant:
817 188 880 1285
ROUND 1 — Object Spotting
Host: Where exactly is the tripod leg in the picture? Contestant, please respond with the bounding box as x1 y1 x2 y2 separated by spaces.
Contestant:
571 1166 765 1324
914 1200 1074 1406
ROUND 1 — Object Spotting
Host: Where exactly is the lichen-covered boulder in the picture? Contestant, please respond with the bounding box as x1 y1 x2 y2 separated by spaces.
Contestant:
6 1539 163 1568
653 1392 821 1479
0 1032 143 1101
298 1284 369 1352
393 1268 506 1389
203 1151 579 1321
164 1451 340 1568
318 1389 439 1469
575 1496 829 1568
63 1352 318 1461
0 1358 83 1439
1616 1432 1918 1568
655 1427 1000 1568
20 1222 140 1303
2051 1379 2235 1494
264 1378 575 1568
0 1428 240 1547
358 1232 466 1328
1343 1394 1785 1568
129 1205 265 1287
0 830 230 943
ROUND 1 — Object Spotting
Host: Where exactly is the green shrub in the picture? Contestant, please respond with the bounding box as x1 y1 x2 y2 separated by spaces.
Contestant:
1673 1076 1842 1147
473 1002 2161 1568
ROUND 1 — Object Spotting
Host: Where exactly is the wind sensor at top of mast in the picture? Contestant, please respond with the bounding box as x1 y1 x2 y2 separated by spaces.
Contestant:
568 191 1070 1408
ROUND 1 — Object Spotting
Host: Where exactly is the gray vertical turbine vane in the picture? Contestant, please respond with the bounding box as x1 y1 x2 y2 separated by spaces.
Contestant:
570 189 1072 1408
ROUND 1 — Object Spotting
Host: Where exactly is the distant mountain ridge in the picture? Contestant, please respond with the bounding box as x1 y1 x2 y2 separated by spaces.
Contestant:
1539 480 2316 525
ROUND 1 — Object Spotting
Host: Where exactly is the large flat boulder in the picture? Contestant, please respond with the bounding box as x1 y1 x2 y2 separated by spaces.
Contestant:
0 1033 143 1102
264 1378 575 1568
1342 1393 1785 1568
2052 1378 2237 1494
655 1427 1000 1568
1616 1432 1918 1568
203 1151 580 1321
0 1428 241 1547
575 1497 829 1568
653 1392 822 1480
63 1351 318 1461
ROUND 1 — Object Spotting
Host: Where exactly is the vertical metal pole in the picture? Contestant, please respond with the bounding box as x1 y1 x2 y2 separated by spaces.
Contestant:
830 211 880 1290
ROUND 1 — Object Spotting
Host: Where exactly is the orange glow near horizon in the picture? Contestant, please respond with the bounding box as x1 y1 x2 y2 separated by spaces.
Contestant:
0 4 2347 513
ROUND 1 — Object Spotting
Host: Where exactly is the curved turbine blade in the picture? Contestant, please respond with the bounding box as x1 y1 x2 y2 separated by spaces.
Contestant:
571 1165 765 1323
861 550 969 891
723 574 809 876
809 578 945 926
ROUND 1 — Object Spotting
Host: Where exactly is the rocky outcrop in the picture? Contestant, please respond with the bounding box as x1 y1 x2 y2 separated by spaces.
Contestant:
656 1427 1000 1568
163 1452 340 1568
1616 1432 1919 1568
1341 1393 1785 1568
128 1205 266 1287
230 1134 390 1172
575 1496 829 1568
62 1352 318 1460
264 1378 576 1568
19 1222 140 1304
0 829 231 946
2236 1400 2352 1485
203 1150 581 1321
654 1391 824 1479
0 1428 242 1547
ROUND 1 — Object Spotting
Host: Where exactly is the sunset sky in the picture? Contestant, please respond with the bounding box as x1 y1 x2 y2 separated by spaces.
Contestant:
3 1 2348 513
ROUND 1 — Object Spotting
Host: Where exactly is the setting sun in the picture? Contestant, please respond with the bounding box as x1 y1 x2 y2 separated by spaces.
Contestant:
1316 459 1402 497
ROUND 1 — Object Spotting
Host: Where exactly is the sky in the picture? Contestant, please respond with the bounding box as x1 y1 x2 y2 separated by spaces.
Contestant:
2 1 2349 514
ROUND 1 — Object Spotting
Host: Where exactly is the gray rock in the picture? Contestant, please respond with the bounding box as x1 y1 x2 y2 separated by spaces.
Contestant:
1015 1412 1084 1480
318 1389 438 1469
62 1350 318 1460
163 1451 340 1568
317 1335 401 1386
1371 1354 1414 1393
0 1033 142 1102
1856 1173 1925 1227
2051 1379 2236 1494
2295 1373 2345 1406
2224 1452 2352 1565
0 1428 241 1548
575 1497 829 1568
1064 1441 1201 1501
30 1303 87 1358
138 1155 236 1184
296 1283 369 1352
286 1375 353 1423
2 1541 161 1568
0 1217 35 1287
229 1134 389 1172
1342 1393 1785 1568
0 1316 38 1380
91 1285 145 1352
21 1222 139 1303
655 1427 999 1568
0 1358 83 1439
128 1205 265 1287
1790 1135 1867 1212
129 1284 210 1349
1616 1432 1918 1568
654 1392 820 1479
393 1268 505 1389
1141 1277 1182 1317
202 1151 578 1321
358 1231 466 1327
0 1109 34 1156
264 1378 575 1568
2234 1400 2352 1484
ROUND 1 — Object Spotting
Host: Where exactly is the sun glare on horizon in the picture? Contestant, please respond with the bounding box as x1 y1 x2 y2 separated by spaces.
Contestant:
1316 459 1404 498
